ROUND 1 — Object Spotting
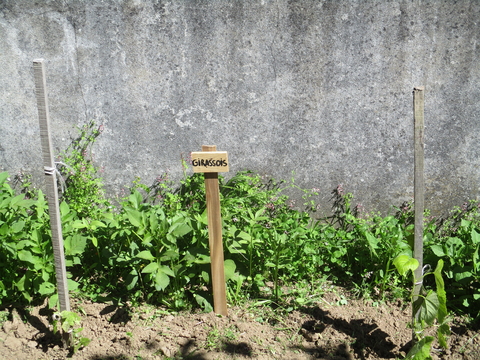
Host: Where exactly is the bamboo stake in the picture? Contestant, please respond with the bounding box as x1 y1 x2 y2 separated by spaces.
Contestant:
413 86 425 337
33 60 71 343
202 145 228 316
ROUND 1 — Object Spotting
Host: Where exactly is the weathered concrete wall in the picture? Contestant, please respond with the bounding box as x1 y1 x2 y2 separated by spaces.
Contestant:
1 0 479 215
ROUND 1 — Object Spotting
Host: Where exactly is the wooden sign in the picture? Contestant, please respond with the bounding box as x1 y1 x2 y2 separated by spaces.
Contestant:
197 145 228 316
191 151 229 173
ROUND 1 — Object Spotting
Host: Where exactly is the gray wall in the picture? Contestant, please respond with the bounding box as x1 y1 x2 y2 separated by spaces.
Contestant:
1 0 479 216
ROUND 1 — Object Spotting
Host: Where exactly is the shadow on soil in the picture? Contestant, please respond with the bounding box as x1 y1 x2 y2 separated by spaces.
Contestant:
16 306 63 352
87 338 253 360
296 305 397 360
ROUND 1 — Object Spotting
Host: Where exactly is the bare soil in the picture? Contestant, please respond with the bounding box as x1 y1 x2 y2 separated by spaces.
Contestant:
0 289 478 360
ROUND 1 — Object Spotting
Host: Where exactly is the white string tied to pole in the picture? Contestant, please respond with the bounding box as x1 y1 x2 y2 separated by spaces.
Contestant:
414 264 431 286
44 166 55 176
43 162 72 194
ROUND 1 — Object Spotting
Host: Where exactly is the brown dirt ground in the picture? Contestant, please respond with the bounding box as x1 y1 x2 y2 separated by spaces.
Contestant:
0 289 478 360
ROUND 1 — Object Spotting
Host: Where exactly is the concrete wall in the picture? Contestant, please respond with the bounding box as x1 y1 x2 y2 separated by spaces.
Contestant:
1 0 479 215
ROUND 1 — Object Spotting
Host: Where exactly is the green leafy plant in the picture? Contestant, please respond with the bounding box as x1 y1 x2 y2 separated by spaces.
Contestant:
393 255 450 360
425 218 480 318
57 120 110 219
2 149 480 332
52 310 91 353
0 172 56 305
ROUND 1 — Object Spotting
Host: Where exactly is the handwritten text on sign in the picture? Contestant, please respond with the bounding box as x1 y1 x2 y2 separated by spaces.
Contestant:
191 151 229 173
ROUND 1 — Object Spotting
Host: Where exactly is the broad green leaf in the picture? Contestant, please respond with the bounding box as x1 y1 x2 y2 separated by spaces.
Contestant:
228 240 246 254
194 294 213 312
36 190 46 218
60 201 70 217
60 311 81 332
11 220 25 233
254 208 268 221
414 290 439 326
90 236 98 248
446 237 464 257
437 323 450 349
0 172 8 185
16 198 35 208
41 269 51 282
158 265 175 277
142 233 152 245
129 191 143 210
224 259 236 281
16 274 26 291
195 211 208 225
404 336 434 360
136 250 155 261
149 213 158 232
194 254 211 264
237 231 251 241
0 223 10 236
22 291 32 302
471 229 480 245
126 208 142 227
10 194 25 206
39 282 55 295
72 219 88 229
453 269 473 282
433 260 448 324
31 228 42 244
430 245 445 257
461 219 471 229
201 270 210 283
142 262 159 273
365 232 379 257
48 293 59 309
154 271 170 291
169 222 192 238
16 240 35 250
160 250 179 262
89 220 106 229
18 250 39 265
125 269 138 290
393 255 419 276
68 279 79 291
65 234 87 255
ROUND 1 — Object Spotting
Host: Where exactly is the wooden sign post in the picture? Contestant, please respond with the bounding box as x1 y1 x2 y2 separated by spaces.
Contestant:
191 145 229 316
413 86 425 338
33 59 71 346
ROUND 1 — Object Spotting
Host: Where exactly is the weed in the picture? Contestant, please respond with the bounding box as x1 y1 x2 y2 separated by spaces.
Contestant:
0 310 9 326
204 326 221 350
57 120 110 219
52 310 91 353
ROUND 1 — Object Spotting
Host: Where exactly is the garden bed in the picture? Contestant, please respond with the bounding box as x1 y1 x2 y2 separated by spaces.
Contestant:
0 287 478 360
